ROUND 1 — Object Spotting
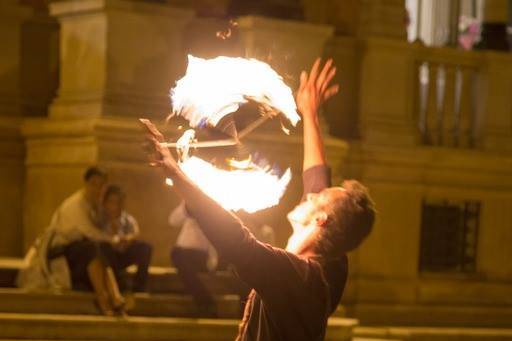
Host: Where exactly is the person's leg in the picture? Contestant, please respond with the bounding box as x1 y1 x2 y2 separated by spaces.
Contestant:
86 257 114 316
98 242 127 291
64 240 112 315
117 240 152 292
171 247 216 316
64 240 96 290
103 266 125 311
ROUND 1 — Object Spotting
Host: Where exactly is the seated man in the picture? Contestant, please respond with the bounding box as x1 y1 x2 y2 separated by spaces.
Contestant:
98 184 152 293
141 58 375 340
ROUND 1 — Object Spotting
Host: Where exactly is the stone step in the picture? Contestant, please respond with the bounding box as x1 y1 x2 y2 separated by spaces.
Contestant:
0 258 22 287
142 266 249 295
346 303 512 328
0 313 239 341
0 313 356 341
354 326 512 341
0 288 240 318
0 258 249 296
353 338 403 341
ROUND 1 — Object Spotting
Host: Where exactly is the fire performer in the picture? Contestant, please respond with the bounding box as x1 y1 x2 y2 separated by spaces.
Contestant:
141 58 375 341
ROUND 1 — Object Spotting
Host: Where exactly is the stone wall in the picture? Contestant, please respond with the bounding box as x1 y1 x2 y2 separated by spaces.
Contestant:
334 37 512 323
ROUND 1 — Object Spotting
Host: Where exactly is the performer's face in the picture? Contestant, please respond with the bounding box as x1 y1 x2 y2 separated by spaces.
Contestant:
286 188 345 254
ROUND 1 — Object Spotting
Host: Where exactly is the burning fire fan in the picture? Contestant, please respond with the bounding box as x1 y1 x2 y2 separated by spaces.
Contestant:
162 55 301 213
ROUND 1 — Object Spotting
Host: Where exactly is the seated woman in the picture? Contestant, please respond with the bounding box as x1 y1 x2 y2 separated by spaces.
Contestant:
97 184 152 293
18 167 126 316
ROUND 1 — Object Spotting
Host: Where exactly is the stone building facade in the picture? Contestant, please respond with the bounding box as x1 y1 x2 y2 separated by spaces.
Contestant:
1 0 512 326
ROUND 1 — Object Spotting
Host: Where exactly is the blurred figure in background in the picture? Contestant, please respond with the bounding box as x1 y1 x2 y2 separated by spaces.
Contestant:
18 167 125 316
97 184 152 293
169 201 218 317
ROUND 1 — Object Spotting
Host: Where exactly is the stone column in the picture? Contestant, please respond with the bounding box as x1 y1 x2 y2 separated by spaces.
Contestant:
237 15 333 90
480 51 512 152
358 38 419 147
235 16 335 146
303 0 407 40
21 9 60 117
479 0 510 51
0 1 32 257
227 0 303 20
22 1 195 264
0 1 32 117
49 0 194 118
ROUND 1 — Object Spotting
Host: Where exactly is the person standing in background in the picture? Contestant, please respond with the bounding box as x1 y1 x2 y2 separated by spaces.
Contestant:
169 201 218 317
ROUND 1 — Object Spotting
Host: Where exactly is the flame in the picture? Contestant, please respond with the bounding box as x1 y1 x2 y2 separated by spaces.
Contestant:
166 54 298 213
216 28 231 40
216 20 238 40
167 129 292 212
227 156 253 169
170 156 291 213
170 55 300 129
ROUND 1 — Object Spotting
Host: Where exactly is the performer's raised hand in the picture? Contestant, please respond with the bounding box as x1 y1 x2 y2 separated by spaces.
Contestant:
296 58 339 120
139 118 180 177
297 58 339 171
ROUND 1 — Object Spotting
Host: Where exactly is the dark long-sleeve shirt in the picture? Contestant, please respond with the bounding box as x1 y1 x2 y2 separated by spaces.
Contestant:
181 165 348 341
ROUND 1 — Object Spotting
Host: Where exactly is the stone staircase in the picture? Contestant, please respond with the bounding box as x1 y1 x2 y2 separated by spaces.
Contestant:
0 312 357 341
0 258 358 340
0 258 246 318
3 258 512 341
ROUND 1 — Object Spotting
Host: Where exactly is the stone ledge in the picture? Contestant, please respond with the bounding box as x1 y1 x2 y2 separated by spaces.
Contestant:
0 260 248 296
345 142 512 189
0 288 240 318
0 312 356 341
237 15 334 38
50 0 194 19
355 326 512 341
0 0 33 23
346 302 512 328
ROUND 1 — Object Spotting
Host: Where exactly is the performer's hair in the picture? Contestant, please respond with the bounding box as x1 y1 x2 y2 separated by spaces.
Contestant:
83 166 107 182
314 180 375 256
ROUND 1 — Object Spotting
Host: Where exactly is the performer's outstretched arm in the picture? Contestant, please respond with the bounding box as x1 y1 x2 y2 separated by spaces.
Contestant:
296 58 338 172
296 59 339 197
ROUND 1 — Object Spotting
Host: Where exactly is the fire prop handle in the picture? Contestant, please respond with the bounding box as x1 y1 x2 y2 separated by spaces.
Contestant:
159 113 273 149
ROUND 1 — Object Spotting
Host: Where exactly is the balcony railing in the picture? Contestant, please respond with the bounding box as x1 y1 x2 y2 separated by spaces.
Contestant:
415 47 482 148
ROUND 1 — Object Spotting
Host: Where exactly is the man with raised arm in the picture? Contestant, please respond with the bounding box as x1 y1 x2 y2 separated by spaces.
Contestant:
141 59 375 341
